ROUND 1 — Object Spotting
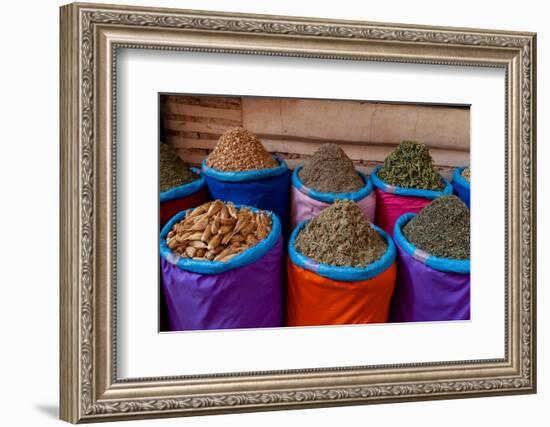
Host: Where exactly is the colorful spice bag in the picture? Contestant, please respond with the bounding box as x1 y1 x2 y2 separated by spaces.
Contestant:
452 166 471 208
371 165 453 236
290 166 376 229
286 220 397 327
160 205 284 331
201 158 291 233
390 213 470 322
159 169 210 228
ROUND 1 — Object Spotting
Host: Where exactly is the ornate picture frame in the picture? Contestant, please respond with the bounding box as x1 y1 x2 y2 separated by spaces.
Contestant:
60 2 536 423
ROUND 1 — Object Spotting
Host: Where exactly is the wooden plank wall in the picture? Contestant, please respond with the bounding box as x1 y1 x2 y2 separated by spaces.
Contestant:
161 95 470 180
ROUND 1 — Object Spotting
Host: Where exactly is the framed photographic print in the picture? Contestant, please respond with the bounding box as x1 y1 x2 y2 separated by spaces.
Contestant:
60 2 537 423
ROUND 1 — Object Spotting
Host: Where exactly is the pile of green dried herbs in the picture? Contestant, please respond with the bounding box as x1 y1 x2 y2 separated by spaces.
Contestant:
403 195 470 259
299 143 364 193
160 143 198 192
378 141 444 190
295 200 387 267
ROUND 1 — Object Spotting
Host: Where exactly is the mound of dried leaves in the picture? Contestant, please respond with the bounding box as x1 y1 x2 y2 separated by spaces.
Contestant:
295 200 387 267
378 140 444 190
160 143 198 192
403 195 470 259
299 143 364 193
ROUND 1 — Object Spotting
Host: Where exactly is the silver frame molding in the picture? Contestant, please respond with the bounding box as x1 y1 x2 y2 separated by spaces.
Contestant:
60 2 537 423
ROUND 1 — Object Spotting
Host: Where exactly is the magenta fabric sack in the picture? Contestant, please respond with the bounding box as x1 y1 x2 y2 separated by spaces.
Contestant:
389 213 470 322
159 206 284 331
371 165 453 236
290 166 376 229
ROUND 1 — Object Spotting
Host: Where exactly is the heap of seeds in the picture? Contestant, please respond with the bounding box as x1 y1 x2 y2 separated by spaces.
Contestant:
160 143 198 192
165 200 272 263
205 127 278 172
295 200 387 267
461 167 471 182
403 195 470 260
378 141 444 190
298 143 364 193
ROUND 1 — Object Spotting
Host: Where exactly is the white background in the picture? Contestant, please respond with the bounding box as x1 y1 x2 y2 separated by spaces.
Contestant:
118 50 504 377
0 0 546 426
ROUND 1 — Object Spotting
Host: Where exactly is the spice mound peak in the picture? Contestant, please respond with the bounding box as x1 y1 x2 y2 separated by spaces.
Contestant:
295 200 387 267
378 140 444 191
299 143 364 193
206 127 278 172
403 195 470 260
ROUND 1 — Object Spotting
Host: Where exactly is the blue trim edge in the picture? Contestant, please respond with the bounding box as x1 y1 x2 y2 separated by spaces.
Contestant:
201 156 288 182
370 165 453 199
288 220 396 281
452 166 471 190
160 204 281 274
292 165 374 203
159 168 206 202
394 213 470 274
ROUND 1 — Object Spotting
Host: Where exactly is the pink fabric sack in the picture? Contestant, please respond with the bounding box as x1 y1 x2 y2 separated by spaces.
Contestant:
290 166 376 230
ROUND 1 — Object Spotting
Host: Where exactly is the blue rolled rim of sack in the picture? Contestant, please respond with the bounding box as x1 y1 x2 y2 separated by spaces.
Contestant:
292 165 374 203
452 166 470 190
160 168 206 203
160 204 282 275
288 219 396 281
370 165 453 199
393 213 470 274
201 156 288 182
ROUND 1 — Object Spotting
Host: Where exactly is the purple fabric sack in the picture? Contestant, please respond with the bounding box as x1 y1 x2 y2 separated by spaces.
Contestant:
160 206 284 331
390 213 470 322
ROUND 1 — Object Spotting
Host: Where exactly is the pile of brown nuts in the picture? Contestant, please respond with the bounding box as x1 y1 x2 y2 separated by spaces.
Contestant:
165 200 272 262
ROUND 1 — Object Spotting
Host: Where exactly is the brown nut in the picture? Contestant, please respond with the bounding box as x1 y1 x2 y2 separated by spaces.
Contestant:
188 240 207 249
206 200 223 217
196 248 206 258
211 216 220 235
201 225 212 242
207 234 222 251
230 234 245 244
187 232 204 241
191 215 209 231
185 246 197 258
220 217 237 225
246 234 258 247
227 204 238 218
240 222 256 237
218 224 233 235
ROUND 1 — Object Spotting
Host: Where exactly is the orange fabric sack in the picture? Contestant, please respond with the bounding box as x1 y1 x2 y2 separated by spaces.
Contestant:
286 221 397 327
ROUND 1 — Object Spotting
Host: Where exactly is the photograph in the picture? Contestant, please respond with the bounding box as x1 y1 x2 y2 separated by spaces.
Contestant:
56 1 537 423
158 94 471 332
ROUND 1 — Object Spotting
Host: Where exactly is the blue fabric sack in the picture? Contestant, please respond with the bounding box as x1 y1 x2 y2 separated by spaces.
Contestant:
201 157 291 234
451 167 470 208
